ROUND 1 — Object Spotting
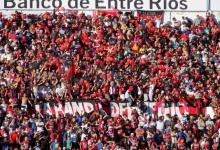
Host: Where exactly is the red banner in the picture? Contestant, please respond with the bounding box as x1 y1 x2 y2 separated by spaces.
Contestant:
137 11 164 22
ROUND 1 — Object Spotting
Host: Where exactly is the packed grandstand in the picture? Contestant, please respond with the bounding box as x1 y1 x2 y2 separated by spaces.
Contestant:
0 9 219 150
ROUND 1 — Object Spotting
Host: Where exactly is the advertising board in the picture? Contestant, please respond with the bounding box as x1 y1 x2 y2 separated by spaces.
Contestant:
0 0 209 11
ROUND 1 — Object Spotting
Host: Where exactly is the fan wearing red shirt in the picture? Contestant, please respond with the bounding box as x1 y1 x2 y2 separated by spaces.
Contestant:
163 132 171 144
9 129 19 149
203 140 210 150
212 141 219 150
147 139 157 149
52 130 61 141
87 138 96 150
80 137 88 150
21 137 30 150
108 141 116 150
45 119 55 132
214 118 220 132
57 118 66 131
160 141 168 150
177 139 185 150
191 139 200 150
129 133 138 150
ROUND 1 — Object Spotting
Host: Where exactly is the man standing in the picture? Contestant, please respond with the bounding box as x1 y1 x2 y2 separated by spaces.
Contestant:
125 86 134 105
109 81 117 101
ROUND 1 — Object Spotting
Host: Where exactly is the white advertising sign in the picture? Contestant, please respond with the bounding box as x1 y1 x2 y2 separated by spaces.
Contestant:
0 0 208 11
210 0 220 11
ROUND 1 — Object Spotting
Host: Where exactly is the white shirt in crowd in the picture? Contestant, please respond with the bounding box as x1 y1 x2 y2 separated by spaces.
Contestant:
0 53 12 61
149 84 155 101
109 86 116 95
206 120 214 127
125 90 131 99
56 85 65 97
156 120 164 131
137 86 142 96
0 102 7 112
36 121 44 133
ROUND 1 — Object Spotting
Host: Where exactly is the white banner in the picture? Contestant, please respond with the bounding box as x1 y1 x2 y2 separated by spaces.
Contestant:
35 101 156 118
34 101 215 119
0 0 208 11
210 0 220 11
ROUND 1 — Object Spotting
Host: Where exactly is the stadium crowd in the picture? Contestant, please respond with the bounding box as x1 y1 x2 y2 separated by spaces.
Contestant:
0 10 219 150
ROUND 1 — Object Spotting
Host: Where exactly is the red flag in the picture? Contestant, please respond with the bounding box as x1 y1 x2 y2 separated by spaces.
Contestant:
154 99 165 113
188 107 199 115
63 64 75 81
179 98 189 112
49 103 56 115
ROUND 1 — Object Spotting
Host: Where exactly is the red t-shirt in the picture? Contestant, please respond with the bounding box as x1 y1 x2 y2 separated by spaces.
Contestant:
192 143 200 150
80 140 88 150
160 144 167 150
50 132 58 141
23 140 30 149
212 143 218 150
9 132 18 143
